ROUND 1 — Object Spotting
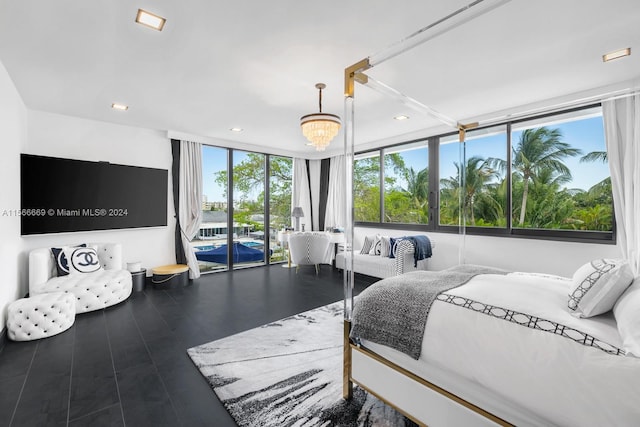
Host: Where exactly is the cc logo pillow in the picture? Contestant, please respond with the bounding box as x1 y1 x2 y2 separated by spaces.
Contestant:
63 247 103 274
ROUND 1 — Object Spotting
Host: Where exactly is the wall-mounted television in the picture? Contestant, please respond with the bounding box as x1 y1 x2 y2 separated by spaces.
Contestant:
21 154 168 235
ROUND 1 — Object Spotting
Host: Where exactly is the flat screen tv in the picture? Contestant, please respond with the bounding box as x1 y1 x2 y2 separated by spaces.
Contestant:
21 154 168 235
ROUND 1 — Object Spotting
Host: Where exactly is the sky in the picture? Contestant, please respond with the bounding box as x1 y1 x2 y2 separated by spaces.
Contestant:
395 115 608 192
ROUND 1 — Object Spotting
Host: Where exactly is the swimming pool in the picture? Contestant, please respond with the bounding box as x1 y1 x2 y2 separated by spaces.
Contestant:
196 241 263 251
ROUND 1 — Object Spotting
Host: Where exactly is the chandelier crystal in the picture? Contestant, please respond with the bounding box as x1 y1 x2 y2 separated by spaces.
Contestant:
300 83 341 151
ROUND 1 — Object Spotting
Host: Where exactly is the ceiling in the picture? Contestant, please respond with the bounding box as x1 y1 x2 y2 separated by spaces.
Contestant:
1 0 639 159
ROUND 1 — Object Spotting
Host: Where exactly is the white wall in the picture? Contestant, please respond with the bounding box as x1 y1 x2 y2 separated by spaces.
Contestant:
21 110 176 283
354 227 622 277
0 60 27 331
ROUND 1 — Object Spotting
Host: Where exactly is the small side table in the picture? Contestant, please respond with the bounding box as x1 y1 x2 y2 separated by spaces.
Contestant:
131 268 147 292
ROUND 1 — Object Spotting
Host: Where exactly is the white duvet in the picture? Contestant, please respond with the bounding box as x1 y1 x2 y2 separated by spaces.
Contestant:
361 272 640 427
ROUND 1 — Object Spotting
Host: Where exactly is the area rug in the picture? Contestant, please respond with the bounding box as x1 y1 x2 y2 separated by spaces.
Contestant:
187 301 415 427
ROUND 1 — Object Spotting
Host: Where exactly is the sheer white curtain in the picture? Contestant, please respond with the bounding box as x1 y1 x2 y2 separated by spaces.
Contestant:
179 140 203 279
292 158 312 231
604 94 640 275
324 154 346 229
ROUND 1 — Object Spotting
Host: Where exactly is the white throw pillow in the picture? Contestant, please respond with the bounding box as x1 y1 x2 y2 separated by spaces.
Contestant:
368 235 382 256
613 278 640 357
568 259 633 318
380 236 392 258
63 247 103 274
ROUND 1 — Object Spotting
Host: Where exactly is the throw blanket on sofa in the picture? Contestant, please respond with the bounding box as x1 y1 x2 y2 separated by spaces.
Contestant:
350 264 508 359
405 235 432 267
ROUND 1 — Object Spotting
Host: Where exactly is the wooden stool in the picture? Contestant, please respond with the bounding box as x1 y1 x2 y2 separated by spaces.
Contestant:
151 264 189 289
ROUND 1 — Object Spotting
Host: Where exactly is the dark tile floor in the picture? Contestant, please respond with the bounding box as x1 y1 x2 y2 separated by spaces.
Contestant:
0 264 375 427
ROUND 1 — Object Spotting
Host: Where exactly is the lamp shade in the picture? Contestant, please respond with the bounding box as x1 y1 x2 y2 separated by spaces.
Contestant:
291 207 304 218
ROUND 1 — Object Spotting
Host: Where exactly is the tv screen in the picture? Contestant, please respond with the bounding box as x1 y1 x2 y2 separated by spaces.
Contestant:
21 154 168 235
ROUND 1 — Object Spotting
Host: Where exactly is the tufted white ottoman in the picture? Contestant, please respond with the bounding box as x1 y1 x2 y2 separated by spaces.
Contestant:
7 292 75 341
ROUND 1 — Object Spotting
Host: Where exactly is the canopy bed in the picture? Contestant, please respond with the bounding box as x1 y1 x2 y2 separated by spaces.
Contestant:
340 0 640 425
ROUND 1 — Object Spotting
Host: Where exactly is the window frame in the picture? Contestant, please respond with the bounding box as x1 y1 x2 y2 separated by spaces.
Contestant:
354 103 615 244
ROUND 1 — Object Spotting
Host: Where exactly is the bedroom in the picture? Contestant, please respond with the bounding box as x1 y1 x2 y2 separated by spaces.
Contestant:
0 0 638 425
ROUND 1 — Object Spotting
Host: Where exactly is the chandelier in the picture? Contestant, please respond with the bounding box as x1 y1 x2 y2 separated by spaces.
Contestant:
300 83 341 151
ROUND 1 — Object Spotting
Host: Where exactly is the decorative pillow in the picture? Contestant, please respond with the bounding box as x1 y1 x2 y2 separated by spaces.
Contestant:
613 278 640 357
51 244 86 276
368 235 382 256
360 234 377 255
63 246 103 274
380 236 392 258
389 237 405 259
568 259 633 318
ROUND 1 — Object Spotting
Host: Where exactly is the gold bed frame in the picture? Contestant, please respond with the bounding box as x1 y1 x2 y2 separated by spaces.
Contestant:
341 1 515 425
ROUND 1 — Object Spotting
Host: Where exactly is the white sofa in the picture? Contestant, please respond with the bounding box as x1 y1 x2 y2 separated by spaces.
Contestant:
335 238 433 279
29 243 132 313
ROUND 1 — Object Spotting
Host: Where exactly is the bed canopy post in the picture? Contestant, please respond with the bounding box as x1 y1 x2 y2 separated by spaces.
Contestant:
342 0 513 404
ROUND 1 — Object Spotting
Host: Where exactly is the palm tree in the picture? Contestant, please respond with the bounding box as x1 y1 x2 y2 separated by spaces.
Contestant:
580 150 608 163
404 167 429 209
441 156 498 225
492 127 582 226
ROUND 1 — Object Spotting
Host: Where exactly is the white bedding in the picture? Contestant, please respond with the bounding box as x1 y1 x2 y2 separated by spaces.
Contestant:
358 272 640 426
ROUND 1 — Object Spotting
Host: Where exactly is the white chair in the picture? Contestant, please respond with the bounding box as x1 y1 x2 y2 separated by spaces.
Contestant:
29 243 132 313
288 232 332 275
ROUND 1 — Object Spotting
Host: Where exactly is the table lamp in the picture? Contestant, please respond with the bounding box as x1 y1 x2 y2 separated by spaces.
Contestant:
291 207 304 232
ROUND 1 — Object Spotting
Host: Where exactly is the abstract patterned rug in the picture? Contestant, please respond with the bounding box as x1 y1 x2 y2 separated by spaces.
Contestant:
187 302 415 427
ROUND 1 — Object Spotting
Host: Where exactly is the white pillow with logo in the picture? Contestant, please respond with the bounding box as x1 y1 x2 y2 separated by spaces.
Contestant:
63 247 103 274
568 259 633 318
368 235 382 256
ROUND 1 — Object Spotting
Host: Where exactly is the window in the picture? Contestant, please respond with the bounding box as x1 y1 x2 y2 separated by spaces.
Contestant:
199 145 230 272
384 142 429 224
268 156 292 263
439 126 507 228
197 147 293 273
354 152 381 222
355 104 613 242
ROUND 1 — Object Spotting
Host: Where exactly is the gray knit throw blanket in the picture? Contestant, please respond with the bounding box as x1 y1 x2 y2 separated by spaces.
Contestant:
350 264 508 359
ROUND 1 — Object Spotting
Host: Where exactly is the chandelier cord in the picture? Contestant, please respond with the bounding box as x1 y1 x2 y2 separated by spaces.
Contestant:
318 86 323 113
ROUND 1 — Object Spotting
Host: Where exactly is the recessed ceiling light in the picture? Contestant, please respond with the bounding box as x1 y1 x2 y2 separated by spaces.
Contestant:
135 9 166 31
602 48 631 62
230 127 243 132
111 103 128 111
394 115 410 121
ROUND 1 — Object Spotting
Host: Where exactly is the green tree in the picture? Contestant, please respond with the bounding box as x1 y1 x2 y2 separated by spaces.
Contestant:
491 127 582 226
440 156 498 226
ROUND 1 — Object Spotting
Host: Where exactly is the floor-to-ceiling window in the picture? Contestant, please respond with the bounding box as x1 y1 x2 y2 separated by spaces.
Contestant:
197 145 230 272
232 150 266 268
195 146 292 273
268 156 293 264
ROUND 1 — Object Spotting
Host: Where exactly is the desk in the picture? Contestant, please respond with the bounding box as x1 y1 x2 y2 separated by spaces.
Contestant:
328 232 345 267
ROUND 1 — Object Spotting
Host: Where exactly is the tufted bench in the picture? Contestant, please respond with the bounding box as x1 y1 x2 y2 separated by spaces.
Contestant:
29 243 133 314
7 292 75 341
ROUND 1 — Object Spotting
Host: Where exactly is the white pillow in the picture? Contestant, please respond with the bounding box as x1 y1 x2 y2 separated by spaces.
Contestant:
368 235 382 256
380 236 392 257
568 259 633 318
614 278 640 357
63 246 103 274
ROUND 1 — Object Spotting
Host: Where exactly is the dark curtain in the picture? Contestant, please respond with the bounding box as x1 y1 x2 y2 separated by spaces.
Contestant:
171 139 186 264
318 158 331 231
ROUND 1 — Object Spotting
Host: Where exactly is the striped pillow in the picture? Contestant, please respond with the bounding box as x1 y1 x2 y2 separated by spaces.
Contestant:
360 235 376 254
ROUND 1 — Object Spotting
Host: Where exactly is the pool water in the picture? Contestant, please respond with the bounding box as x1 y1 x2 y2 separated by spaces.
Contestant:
196 241 263 251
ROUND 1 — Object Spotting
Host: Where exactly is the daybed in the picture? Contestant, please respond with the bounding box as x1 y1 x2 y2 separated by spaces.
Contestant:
29 243 132 313
345 261 640 426
335 235 434 278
